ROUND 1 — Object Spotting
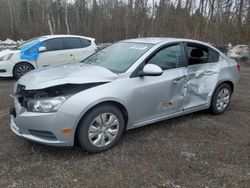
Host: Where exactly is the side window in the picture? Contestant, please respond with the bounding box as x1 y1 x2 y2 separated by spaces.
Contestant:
208 48 220 62
147 44 183 70
44 38 64 51
80 38 91 48
187 43 219 65
65 38 82 49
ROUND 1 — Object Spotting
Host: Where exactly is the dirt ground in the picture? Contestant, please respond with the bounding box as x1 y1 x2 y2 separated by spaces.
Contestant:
0 63 249 188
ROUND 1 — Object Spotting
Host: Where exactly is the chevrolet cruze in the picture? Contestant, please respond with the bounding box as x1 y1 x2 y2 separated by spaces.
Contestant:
10 38 240 153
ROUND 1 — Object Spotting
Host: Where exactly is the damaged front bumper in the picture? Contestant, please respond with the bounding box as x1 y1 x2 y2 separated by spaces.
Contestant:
10 97 76 147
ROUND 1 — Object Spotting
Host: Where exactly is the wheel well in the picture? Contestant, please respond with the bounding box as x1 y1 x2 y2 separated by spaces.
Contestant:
13 62 35 74
74 101 129 145
218 81 234 93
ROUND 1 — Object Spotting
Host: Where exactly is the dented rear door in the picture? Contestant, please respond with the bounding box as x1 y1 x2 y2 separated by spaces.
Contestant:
184 62 220 110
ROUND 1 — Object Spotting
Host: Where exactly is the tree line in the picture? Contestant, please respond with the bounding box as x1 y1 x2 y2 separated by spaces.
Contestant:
0 0 249 45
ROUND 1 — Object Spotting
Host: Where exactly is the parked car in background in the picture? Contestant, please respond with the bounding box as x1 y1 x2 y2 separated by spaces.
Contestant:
227 44 250 61
0 35 97 79
10 38 240 153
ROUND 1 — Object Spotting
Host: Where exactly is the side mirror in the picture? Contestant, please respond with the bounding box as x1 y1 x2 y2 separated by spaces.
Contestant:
39 46 46 52
138 64 163 77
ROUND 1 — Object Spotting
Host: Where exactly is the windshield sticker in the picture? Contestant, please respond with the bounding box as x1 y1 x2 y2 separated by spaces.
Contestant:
130 46 148 50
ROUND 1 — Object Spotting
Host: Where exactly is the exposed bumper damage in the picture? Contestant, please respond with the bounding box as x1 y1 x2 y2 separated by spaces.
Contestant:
15 83 104 109
10 82 109 146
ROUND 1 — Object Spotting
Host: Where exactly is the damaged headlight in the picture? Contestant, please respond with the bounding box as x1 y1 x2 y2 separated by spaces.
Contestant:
27 96 66 113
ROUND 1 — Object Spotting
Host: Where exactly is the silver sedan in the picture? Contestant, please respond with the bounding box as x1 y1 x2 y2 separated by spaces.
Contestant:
10 38 240 153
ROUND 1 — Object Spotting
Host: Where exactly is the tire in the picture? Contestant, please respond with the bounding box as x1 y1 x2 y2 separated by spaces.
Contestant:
13 63 34 79
210 83 232 115
77 104 125 153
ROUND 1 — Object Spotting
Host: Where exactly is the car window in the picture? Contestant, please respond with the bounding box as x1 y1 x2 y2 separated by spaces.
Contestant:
65 38 82 49
147 44 183 70
187 43 219 65
81 38 91 48
83 42 153 73
44 38 64 51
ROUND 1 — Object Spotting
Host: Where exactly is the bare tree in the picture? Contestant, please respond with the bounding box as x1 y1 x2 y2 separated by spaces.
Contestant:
64 0 70 34
7 0 14 35
0 0 250 45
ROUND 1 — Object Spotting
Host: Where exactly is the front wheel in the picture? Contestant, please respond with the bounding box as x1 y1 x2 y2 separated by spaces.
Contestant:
210 83 232 115
13 62 34 79
77 104 125 153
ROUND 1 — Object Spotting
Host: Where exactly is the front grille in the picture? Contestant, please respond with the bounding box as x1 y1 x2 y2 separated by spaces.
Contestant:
29 130 57 140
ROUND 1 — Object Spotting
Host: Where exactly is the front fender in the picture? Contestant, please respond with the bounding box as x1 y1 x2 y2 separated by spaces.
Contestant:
58 85 130 134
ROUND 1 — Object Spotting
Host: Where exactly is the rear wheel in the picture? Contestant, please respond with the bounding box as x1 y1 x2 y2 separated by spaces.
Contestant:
13 63 34 79
77 104 125 153
210 83 232 115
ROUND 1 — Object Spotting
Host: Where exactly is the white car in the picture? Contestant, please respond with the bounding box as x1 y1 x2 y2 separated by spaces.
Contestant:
0 35 97 79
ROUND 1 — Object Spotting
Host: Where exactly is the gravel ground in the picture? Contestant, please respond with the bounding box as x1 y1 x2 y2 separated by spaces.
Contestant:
0 62 249 188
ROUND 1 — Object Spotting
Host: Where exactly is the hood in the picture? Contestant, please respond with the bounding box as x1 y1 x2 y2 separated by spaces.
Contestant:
18 63 118 90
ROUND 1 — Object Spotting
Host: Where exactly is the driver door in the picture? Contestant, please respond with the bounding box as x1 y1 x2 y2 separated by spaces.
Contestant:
131 43 187 124
37 38 67 67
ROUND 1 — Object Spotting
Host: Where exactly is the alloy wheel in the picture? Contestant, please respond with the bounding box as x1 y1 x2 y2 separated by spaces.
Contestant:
216 88 230 111
16 64 32 77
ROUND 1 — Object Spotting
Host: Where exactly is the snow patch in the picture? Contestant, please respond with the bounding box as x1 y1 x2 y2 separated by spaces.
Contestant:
227 44 250 61
2 38 16 45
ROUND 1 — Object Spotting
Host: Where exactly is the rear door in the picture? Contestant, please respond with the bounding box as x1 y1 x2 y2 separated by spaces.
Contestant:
37 38 67 67
64 37 95 62
183 42 220 110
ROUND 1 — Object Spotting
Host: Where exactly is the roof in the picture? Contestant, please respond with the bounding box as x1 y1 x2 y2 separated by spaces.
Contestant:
120 37 211 45
119 37 224 56
120 37 176 44
38 35 95 41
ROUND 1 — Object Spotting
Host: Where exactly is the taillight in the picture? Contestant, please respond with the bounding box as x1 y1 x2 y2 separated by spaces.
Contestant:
237 63 240 71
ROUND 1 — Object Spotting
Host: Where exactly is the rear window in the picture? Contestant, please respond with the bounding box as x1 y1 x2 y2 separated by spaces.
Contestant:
208 48 220 62
187 43 220 65
81 38 91 48
65 38 82 49
44 38 64 51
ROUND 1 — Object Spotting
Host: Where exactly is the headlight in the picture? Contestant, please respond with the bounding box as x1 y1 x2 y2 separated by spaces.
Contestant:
0 53 13 61
27 96 66 113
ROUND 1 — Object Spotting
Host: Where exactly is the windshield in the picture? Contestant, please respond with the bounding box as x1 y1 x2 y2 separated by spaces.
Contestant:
17 37 41 50
82 42 153 73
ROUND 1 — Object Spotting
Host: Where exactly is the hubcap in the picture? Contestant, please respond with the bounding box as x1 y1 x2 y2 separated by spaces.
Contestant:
88 113 119 147
216 88 230 111
17 65 31 77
